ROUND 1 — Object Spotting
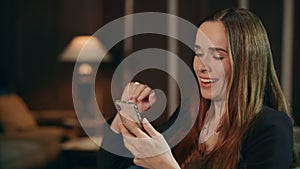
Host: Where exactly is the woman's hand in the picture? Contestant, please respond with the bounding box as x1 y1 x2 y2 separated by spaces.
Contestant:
121 82 156 112
119 118 181 169
111 82 156 133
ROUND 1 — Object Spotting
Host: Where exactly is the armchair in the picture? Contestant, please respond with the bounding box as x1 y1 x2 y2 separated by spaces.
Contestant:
0 93 65 169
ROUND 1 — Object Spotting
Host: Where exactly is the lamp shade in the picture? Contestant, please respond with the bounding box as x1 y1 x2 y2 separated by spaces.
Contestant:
60 35 112 62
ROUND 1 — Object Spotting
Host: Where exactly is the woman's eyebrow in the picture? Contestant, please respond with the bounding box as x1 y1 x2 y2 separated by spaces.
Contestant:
194 44 202 50
208 47 228 53
194 45 228 54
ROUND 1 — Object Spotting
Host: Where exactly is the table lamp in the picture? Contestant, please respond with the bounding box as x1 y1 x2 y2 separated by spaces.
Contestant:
60 35 112 76
59 35 111 137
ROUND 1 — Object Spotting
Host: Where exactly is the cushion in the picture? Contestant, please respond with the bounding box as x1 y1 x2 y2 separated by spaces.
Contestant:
0 93 37 132
0 139 47 169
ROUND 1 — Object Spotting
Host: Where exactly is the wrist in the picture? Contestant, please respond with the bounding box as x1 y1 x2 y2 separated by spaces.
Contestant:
163 152 181 169
168 157 181 169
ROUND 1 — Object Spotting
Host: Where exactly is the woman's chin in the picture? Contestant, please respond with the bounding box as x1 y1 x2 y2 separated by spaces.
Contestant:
200 91 226 101
200 91 212 100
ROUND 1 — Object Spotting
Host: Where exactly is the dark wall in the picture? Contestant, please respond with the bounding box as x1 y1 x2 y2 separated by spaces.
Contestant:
1 0 16 94
1 0 107 109
293 0 300 125
250 0 283 73
15 0 60 108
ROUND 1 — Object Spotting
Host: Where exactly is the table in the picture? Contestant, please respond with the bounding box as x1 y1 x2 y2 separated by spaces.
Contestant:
59 136 102 169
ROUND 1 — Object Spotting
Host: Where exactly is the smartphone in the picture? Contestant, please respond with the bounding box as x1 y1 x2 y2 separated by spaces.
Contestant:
114 100 143 128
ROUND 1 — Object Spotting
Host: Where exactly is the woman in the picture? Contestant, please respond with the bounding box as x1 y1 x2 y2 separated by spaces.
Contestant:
98 8 294 169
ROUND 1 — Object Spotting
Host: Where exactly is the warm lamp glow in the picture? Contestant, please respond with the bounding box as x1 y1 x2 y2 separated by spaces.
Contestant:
78 63 93 75
60 35 112 62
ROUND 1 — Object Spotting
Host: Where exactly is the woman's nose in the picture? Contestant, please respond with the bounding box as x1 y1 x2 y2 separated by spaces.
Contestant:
198 57 211 73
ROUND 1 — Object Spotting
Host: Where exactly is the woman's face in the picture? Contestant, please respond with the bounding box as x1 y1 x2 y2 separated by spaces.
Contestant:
193 21 231 101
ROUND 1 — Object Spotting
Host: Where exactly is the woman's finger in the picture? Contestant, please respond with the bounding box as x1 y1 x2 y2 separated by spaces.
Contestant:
121 83 131 101
128 82 139 99
148 91 157 105
119 123 135 137
122 116 149 138
131 84 148 101
142 118 160 137
137 86 152 102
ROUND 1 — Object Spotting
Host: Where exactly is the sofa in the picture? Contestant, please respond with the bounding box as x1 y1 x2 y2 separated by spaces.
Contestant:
0 93 65 169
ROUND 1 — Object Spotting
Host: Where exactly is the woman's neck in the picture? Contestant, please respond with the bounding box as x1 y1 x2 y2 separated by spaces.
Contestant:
210 100 226 119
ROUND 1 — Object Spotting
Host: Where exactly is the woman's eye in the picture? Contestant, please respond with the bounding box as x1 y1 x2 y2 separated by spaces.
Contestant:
213 55 224 60
195 52 204 57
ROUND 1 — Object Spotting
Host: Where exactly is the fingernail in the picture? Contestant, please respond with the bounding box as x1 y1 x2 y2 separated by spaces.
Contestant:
142 118 149 123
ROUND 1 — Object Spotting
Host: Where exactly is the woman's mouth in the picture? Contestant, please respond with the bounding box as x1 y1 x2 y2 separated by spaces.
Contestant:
199 78 218 88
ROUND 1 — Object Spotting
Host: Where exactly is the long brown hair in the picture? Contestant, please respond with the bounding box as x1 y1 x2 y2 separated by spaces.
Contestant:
173 8 290 169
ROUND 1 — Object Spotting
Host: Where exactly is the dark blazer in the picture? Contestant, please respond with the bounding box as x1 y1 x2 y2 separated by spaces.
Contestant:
237 106 293 168
97 105 293 169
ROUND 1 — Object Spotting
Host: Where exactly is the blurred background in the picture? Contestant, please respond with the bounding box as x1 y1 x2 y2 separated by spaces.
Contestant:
0 0 299 169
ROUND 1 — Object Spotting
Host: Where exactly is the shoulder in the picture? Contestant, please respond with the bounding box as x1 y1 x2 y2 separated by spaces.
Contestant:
248 106 292 135
240 106 293 168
